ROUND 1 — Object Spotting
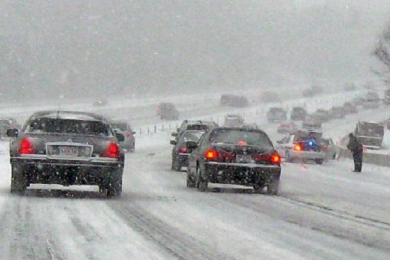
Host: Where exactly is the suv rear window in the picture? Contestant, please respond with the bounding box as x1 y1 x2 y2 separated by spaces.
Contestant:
112 122 129 131
210 129 272 147
26 118 111 136
187 124 208 131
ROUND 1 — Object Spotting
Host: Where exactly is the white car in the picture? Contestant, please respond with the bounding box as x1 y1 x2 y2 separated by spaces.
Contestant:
276 133 326 164
320 137 340 160
223 114 245 127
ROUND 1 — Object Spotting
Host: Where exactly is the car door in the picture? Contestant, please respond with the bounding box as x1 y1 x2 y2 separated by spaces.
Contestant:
276 135 292 157
187 132 207 174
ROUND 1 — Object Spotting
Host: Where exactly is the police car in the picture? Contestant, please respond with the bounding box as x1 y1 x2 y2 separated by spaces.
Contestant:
276 130 326 164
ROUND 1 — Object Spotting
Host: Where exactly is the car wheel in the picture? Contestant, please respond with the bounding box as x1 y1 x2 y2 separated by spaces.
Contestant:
196 169 208 192
104 168 123 198
267 177 280 196
315 159 324 165
10 163 28 194
171 156 181 171
186 172 196 188
253 184 265 194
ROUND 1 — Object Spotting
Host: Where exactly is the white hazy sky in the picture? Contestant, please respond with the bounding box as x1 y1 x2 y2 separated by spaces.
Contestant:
0 0 389 99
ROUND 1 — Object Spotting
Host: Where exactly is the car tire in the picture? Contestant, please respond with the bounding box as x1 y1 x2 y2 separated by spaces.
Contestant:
267 177 280 196
186 172 196 188
104 168 123 198
196 169 208 192
315 159 324 165
253 184 265 194
10 163 28 194
171 156 181 171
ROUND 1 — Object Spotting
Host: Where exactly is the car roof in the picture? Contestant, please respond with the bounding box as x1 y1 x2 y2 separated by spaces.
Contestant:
211 126 265 134
29 111 107 122
111 120 129 126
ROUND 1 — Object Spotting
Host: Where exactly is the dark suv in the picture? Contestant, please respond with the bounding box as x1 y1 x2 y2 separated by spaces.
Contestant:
7 111 125 197
290 107 307 121
186 127 281 195
157 103 179 120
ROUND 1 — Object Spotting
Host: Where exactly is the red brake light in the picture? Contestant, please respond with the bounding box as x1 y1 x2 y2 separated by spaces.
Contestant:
204 149 219 161
294 143 302 151
103 142 120 158
178 146 188 153
271 152 281 164
19 137 34 154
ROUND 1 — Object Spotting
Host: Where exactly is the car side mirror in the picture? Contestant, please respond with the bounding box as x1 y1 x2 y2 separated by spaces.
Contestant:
6 128 19 138
186 141 198 150
115 132 125 142
171 132 178 137
170 140 177 145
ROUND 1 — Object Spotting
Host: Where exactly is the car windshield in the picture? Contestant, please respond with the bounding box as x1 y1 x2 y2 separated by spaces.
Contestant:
294 131 322 142
26 118 111 136
180 130 205 143
210 129 272 147
186 124 208 131
112 122 129 131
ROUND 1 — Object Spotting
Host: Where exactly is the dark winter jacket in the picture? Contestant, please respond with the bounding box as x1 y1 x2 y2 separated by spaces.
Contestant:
347 135 363 155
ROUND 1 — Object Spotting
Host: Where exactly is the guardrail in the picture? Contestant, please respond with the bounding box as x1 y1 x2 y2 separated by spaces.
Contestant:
337 147 390 167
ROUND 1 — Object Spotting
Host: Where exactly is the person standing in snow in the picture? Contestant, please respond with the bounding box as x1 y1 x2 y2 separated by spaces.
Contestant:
347 133 364 172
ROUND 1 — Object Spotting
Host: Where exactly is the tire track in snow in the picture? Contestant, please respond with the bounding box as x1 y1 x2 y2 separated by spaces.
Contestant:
107 201 233 260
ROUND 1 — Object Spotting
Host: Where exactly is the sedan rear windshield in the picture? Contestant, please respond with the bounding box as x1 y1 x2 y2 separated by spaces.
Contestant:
180 131 205 143
186 124 208 131
26 118 111 136
210 129 272 147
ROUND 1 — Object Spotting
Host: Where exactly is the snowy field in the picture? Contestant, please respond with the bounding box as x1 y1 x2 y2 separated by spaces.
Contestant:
0 93 389 259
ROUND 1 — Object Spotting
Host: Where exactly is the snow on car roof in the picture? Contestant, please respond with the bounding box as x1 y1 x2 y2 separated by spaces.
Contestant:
30 111 106 122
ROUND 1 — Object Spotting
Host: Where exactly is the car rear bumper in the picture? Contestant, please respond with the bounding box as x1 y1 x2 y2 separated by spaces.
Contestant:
288 150 326 160
10 155 123 185
10 155 123 168
204 162 281 186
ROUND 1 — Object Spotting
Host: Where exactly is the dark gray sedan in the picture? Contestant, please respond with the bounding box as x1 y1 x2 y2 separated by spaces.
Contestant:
186 127 282 195
7 111 125 197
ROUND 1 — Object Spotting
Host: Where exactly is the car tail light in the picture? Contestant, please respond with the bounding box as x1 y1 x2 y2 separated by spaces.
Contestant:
271 152 281 165
237 140 247 146
102 142 120 158
204 149 219 161
19 137 34 154
178 146 188 153
294 143 303 151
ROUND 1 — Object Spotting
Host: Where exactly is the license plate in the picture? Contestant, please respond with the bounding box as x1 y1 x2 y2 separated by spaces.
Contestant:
236 154 252 163
59 146 79 157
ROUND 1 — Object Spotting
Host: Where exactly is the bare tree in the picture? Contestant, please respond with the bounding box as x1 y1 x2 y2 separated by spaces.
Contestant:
373 23 390 104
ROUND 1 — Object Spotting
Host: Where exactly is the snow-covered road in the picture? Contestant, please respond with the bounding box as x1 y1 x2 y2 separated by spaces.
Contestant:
0 94 389 259
0 140 389 259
